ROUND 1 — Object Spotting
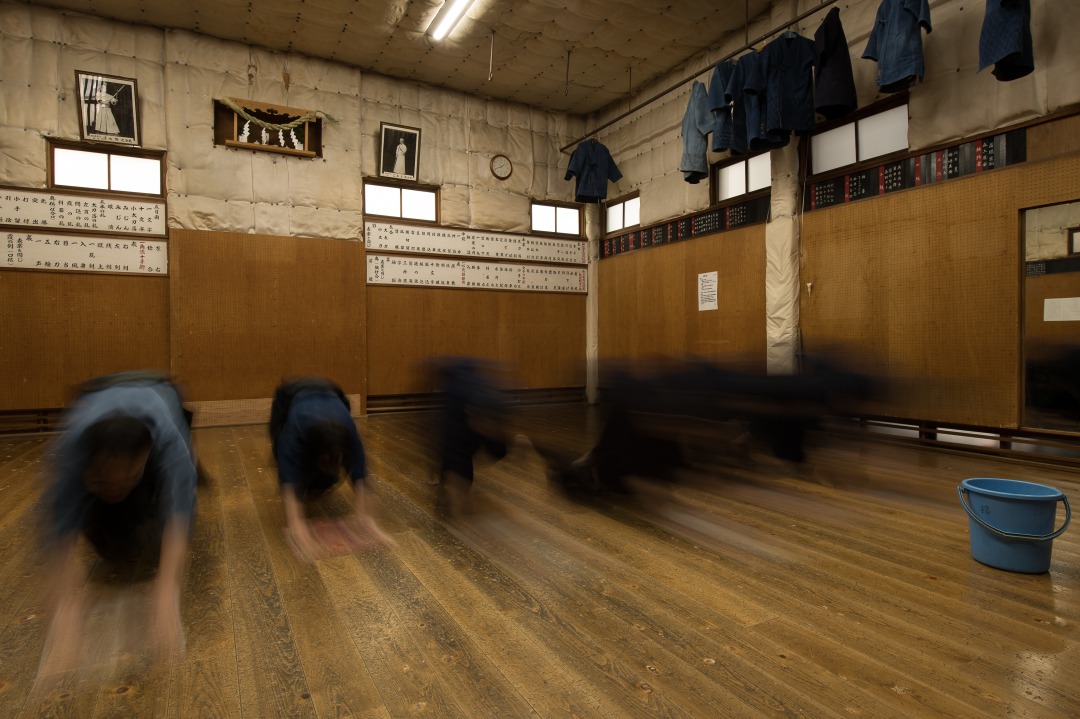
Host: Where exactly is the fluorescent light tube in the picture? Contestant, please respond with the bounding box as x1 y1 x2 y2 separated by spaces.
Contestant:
428 0 476 40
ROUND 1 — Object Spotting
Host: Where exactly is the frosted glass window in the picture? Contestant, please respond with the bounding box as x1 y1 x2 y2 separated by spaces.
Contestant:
532 204 556 232
858 104 908 160
624 197 640 227
717 161 746 201
811 123 856 174
606 197 639 233
401 188 437 221
556 206 580 234
364 183 400 217
110 154 161 194
606 203 624 233
53 148 109 189
747 153 771 192
532 203 581 235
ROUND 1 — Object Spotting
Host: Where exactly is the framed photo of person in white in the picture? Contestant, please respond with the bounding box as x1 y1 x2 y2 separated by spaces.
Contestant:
75 71 140 146
379 123 420 182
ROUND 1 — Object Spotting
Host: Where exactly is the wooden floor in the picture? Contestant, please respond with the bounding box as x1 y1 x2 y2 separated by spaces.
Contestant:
1 403 1078 718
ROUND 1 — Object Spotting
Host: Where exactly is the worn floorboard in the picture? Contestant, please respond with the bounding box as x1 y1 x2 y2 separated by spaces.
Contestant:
0 404 1077 718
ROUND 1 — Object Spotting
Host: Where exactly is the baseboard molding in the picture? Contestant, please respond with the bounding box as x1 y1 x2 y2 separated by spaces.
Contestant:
366 387 587 414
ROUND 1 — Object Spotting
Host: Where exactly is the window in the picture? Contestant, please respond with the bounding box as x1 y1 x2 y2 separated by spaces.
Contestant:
531 201 581 236
605 194 640 234
50 142 163 196
810 124 856 174
363 181 437 221
811 102 909 175
714 152 772 203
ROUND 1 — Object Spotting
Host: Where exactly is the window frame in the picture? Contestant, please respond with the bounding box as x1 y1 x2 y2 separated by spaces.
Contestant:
47 138 166 199
362 177 441 224
808 93 910 182
603 191 640 236
531 199 583 238
709 150 773 208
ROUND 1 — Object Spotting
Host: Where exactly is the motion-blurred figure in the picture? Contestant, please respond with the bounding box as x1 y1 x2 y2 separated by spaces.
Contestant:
42 371 196 671
550 353 879 497
270 377 391 561
429 358 528 517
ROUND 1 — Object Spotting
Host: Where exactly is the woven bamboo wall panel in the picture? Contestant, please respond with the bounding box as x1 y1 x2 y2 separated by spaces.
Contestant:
597 225 767 369
0 270 169 410
803 152 1080 428
169 229 365 402
366 286 586 396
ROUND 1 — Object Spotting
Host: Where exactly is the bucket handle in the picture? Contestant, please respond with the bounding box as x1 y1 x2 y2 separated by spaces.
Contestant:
957 486 1071 541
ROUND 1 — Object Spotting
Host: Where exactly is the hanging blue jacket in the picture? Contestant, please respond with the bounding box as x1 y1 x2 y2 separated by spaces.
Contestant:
862 0 932 94
724 51 754 156
743 48 790 151
565 139 622 202
763 31 817 135
979 0 1033 81
679 81 712 183
707 59 736 152
814 7 858 119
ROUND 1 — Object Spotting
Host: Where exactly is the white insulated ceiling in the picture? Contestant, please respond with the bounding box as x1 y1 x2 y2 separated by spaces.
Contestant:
23 0 776 115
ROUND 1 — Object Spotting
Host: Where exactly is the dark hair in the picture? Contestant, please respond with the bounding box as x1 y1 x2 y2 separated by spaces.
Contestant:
81 414 152 457
305 420 349 462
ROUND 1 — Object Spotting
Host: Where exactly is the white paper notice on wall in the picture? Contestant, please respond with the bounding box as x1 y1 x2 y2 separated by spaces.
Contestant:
698 271 718 311
3 231 168 274
1044 297 1080 321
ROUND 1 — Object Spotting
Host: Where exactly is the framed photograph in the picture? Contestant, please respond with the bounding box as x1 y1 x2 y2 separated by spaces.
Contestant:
379 122 421 182
75 71 140 146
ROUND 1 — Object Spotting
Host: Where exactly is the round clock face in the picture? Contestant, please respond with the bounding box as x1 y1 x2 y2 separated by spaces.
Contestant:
490 154 512 180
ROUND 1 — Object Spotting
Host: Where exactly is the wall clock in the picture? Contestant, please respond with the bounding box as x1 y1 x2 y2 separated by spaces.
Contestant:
490 153 512 180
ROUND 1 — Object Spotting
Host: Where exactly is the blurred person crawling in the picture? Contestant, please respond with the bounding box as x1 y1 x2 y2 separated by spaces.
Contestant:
270 377 392 561
41 371 197 672
549 355 879 497
428 358 530 518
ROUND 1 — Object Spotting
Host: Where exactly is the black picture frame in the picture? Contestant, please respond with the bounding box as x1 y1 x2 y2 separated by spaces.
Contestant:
75 71 140 147
379 122 421 182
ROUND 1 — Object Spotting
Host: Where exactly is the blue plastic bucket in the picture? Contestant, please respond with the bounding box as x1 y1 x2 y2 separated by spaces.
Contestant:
958 478 1071 573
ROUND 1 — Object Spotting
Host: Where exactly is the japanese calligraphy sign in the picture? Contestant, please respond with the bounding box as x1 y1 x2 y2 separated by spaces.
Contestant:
0 188 166 237
366 254 586 293
364 221 587 265
3 231 167 275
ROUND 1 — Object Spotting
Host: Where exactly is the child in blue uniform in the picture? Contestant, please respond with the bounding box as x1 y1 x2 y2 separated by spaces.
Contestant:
270 377 391 560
